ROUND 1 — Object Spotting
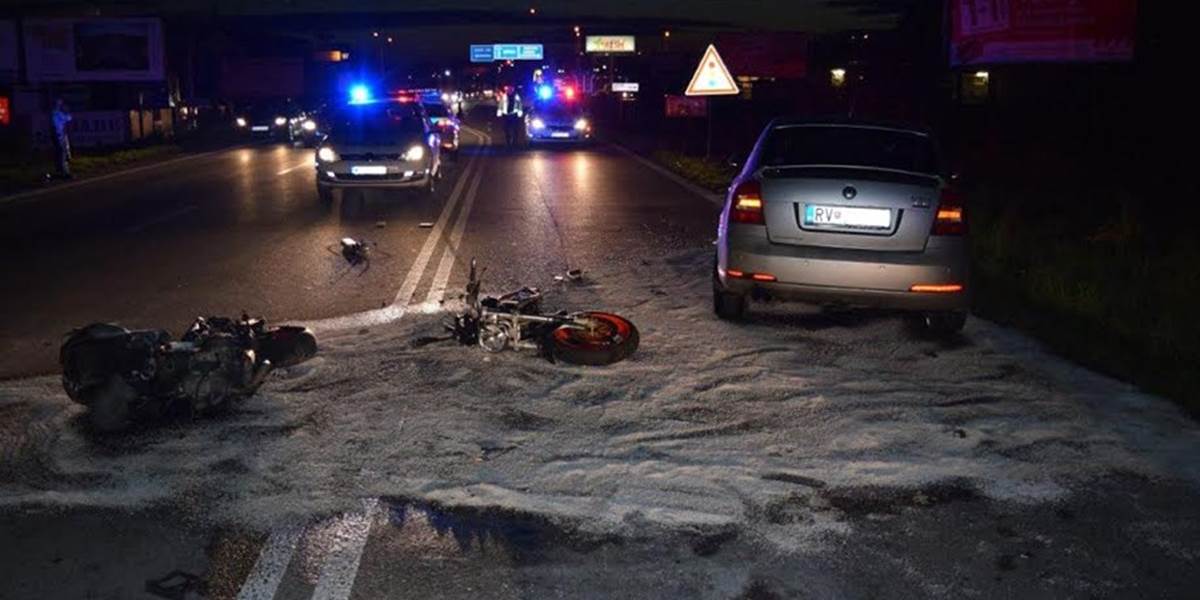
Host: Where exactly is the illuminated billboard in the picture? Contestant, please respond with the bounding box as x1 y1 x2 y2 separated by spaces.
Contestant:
586 36 636 54
950 0 1136 65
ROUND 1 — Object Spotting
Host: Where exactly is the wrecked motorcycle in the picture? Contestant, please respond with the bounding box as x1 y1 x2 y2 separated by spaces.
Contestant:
442 260 639 366
60 315 318 432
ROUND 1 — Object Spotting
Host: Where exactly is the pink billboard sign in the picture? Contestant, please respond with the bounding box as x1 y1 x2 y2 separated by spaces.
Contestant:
950 0 1137 65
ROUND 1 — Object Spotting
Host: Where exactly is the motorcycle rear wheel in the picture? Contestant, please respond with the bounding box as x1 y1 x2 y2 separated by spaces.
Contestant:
89 376 136 433
550 312 639 366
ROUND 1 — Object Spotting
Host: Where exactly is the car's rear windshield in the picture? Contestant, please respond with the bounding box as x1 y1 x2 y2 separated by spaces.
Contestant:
327 104 425 145
761 125 940 175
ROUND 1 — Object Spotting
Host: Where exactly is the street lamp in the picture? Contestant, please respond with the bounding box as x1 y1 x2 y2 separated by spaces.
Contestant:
664 30 671 38
573 25 581 37
529 7 537 15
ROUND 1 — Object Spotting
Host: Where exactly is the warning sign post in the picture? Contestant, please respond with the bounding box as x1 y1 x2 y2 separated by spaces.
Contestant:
685 44 739 158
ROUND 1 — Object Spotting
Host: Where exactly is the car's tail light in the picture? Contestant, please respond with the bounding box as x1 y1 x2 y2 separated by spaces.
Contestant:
932 187 967 236
910 283 964 293
730 180 765 225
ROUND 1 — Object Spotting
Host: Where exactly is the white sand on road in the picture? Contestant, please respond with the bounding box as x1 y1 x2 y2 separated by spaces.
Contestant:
2 248 1198 554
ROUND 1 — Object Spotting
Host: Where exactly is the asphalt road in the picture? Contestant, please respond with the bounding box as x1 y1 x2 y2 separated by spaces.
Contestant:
4 118 1198 599
0 118 715 379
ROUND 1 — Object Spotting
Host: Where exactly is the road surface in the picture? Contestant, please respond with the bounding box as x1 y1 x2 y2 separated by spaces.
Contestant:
2 118 1198 599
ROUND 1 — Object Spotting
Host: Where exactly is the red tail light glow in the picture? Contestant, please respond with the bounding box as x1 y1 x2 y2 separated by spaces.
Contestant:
910 283 965 293
932 187 967 236
730 180 765 225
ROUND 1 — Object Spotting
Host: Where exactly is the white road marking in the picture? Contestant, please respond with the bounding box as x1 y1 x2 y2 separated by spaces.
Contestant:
424 146 489 304
610 143 726 207
391 128 491 307
0 144 253 206
276 160 315 176
310 498 380 600
123 204 197 234
235 526 302 600
298 127 491 334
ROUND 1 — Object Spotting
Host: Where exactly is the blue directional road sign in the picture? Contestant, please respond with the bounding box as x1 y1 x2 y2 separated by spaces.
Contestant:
470 44 544 62
470 45 496 63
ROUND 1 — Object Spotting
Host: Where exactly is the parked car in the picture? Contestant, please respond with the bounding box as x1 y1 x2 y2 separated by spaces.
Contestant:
714 119 969 334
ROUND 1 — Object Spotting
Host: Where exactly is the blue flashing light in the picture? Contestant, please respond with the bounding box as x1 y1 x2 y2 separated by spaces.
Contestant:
537 85 553 101
349 84 372 105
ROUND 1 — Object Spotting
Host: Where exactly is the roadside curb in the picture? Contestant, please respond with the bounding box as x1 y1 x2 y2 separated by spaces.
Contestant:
0 142 252 207
610 143 725 207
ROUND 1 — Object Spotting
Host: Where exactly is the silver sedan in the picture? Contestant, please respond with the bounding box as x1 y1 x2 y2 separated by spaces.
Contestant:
714 120 969 334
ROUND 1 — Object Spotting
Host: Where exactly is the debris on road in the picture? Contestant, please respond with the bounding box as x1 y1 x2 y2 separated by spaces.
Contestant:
375 221 387 228
59 315 318 433
339 238 371 266
418 222 434 228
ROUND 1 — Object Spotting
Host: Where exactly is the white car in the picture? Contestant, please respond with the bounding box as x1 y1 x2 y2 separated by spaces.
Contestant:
315 101 441 203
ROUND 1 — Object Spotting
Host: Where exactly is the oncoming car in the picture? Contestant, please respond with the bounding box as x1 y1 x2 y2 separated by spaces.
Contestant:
714 119 969 334
234 103 291 140
314 100 441 203
287 108 323 147
526 98 591 144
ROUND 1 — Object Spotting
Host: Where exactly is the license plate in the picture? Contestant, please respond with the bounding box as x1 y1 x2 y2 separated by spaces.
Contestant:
251 126 269 132
550 132 571 138
804 205 891 230
351 165 388 176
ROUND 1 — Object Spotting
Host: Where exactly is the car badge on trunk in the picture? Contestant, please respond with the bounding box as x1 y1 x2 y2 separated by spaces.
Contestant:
842 186 857 200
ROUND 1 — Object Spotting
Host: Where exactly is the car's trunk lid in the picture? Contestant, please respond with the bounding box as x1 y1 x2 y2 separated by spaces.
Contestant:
760 166 941 252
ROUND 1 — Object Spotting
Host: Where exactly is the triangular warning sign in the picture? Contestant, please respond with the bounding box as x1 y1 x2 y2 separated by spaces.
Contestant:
685 44 739 97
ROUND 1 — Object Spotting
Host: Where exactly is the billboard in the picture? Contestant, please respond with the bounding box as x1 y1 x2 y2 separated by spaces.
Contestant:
24 18 165 82
586 36 636 54
715 32 809 79
950 0 1137 65
665 95 707 118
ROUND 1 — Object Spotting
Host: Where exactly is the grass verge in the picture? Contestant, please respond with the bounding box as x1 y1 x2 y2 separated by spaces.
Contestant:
1 144 183 195
651 150 739 193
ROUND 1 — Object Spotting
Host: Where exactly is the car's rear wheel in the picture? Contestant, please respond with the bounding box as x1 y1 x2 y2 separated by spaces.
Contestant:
713 264 747 321
924 311 967 335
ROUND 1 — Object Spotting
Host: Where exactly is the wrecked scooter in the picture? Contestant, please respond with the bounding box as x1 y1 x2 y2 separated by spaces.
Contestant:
441 260 639 366
60 315 318 433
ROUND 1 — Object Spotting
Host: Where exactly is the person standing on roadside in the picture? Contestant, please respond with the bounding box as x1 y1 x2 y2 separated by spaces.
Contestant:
50 98 73 179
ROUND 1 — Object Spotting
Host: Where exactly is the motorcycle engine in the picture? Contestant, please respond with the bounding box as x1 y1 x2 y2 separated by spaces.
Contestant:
174 337 258 412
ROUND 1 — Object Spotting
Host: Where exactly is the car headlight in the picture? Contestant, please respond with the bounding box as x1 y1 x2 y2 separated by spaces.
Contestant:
530 118 546 130
236 117 247 128
302 119 317 132
574 118 589 131
274 116 287 126
317 147 338 162
402 145 426 162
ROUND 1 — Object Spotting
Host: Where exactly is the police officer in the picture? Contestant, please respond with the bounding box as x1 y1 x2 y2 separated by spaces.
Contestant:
51 98 73 179
496 88 524 147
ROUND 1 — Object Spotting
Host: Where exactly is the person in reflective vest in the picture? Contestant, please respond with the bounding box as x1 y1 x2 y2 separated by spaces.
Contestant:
496 89 524 147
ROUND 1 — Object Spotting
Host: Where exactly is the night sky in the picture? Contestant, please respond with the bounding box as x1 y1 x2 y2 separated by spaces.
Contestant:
10 0 895 32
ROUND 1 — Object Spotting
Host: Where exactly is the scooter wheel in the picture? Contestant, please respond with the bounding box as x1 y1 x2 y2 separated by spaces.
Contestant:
550 312 639 366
